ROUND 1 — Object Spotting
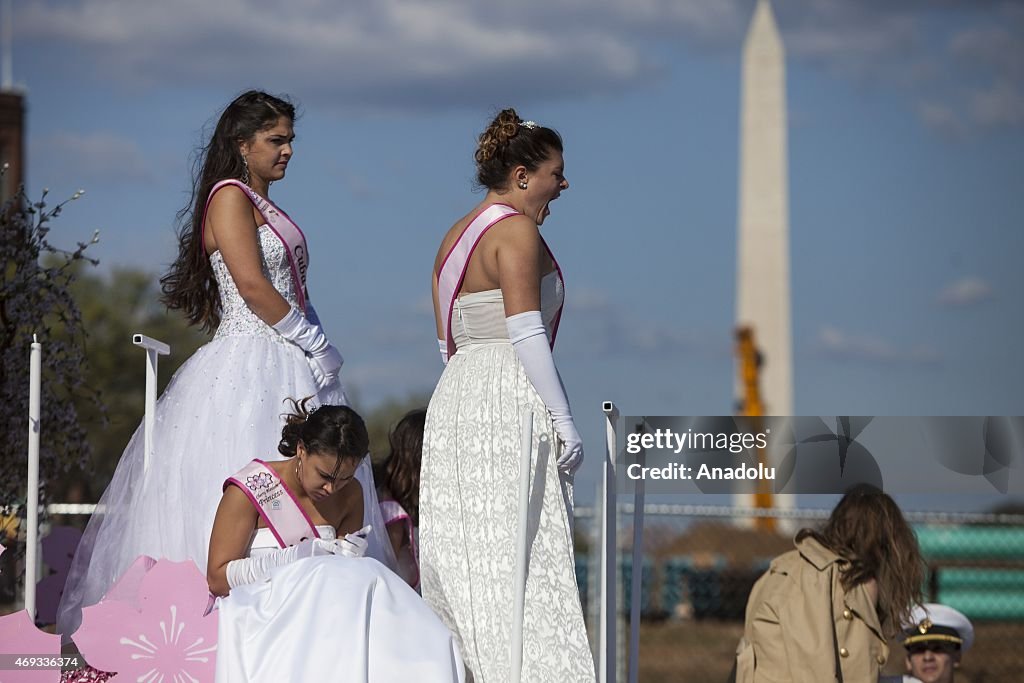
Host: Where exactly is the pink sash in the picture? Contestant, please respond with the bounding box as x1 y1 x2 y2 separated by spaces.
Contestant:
224 459 320 549
436 203 564 358
380 499 419 590
202 179 309 312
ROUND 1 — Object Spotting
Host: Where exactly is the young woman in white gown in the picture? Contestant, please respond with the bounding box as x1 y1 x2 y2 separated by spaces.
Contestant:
208 401 463 682
59 91 394 636
421 109 595 682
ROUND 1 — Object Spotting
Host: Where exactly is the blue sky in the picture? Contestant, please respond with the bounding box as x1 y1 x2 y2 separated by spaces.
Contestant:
14 0 1024 506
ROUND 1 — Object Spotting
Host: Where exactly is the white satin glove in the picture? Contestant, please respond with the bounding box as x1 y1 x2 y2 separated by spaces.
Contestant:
437 338 449 366
226 537 338 589
332 525 371 558
273 306 343 389
506 311 583 474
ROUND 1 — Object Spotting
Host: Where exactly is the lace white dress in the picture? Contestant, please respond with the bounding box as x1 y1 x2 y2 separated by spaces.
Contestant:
216 526 465 682
58 221 393 635
420 272 596 682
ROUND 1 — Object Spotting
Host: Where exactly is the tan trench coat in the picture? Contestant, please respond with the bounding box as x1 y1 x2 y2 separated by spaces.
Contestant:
734 537 889 683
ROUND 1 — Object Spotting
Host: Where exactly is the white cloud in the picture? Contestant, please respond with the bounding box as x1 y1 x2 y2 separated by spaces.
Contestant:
917 101 965 138
564 285 702 356
949 13 1024 129
971 81 1024 128
31 131 153 185
815 325 940 365
18 0 662 110
937 277 994 307
17 0 1023 132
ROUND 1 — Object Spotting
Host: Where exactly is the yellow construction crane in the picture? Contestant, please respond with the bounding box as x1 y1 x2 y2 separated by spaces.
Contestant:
735 326 775 532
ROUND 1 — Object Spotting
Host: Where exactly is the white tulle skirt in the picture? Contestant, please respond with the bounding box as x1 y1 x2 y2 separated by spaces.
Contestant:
216 556 464 682
58 334 394 636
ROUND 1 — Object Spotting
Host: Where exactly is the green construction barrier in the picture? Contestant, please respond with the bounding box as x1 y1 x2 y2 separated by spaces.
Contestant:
915 527 1024 560
937 568 1024 591
937 590 1024 620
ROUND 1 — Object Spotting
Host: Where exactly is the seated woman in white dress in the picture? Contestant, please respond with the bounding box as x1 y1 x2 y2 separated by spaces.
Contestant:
207 400 464 683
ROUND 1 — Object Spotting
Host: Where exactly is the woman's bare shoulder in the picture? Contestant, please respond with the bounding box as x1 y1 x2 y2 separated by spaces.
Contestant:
206 182 252 212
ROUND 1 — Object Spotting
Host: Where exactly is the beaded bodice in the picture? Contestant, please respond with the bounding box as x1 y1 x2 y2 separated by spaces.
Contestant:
211 225 301 341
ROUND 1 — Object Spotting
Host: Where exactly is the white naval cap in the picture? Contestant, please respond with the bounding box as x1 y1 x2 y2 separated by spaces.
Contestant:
901 603 974 653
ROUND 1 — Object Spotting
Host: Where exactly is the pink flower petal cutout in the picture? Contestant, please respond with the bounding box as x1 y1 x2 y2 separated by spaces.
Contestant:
73 558 217 682
0 609 61 683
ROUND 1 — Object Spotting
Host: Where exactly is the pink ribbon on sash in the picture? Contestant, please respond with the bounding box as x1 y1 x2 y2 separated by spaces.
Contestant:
224 459 320 549
380 499 420 590
202 179 309 312
436 203 564 358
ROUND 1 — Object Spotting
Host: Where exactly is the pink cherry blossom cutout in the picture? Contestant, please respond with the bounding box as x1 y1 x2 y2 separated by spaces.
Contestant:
72 557 217 682
0 609 61 683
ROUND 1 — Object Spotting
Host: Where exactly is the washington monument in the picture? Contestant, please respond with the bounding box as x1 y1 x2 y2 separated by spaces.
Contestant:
735 0 793 513
737 0 792 417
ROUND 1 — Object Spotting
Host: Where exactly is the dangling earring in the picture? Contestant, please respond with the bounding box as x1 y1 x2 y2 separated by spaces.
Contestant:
241 155 250 185
517 180 528 190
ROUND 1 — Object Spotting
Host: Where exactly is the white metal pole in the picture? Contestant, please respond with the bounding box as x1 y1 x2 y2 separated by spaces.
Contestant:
628 425 646 683
600 401 619 683
132 334 169 472
510 410 534 682
25 335 41 619
1 0 12 91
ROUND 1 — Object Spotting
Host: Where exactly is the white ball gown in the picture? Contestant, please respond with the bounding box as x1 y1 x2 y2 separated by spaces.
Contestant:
58 214 393 635
420 271 596 682
216 525 464 682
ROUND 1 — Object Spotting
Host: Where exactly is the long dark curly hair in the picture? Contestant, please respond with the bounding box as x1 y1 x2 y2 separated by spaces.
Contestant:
374 408 426 526
160 90 296 332
796 484 924 636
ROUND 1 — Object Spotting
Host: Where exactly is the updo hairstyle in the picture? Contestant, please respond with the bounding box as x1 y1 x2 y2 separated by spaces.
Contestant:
278 398 369 474
475 108 563 191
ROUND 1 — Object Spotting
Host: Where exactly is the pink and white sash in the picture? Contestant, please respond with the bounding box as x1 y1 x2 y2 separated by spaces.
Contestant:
202 179 310 312
436 203 564 358
380 499 419 590
224 459 321 549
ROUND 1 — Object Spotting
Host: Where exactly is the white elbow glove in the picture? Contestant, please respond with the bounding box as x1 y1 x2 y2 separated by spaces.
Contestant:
334 525 371 558
506 311 583 473
226 537 338 589
225 528 370 589
273 306 343 389
438 338 449 366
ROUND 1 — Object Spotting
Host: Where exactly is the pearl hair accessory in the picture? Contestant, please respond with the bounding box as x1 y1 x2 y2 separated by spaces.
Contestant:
520 120 539 130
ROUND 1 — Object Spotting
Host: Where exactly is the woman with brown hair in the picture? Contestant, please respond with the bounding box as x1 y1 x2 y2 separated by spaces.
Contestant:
375 407 427 590
421 108 594 681
735 484 925 683
57 91 400 637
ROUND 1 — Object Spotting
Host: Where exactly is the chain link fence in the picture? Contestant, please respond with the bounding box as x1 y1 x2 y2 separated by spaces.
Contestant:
576 504 1024 683
4 503 1022 683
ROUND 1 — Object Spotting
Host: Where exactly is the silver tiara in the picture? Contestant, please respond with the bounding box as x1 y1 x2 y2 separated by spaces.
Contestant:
520 120 539 130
